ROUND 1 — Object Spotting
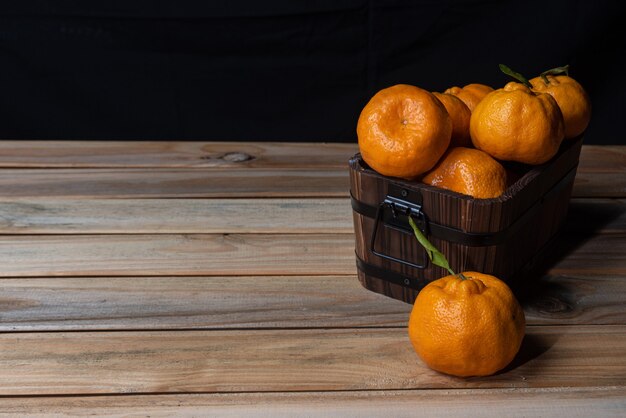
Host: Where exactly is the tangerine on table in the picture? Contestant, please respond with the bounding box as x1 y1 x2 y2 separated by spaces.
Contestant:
422 147 507 199
470 82 565 165
432 92 472 148
357 84 452 179
530 74 591 139
444 83 494 112
408 271 526 377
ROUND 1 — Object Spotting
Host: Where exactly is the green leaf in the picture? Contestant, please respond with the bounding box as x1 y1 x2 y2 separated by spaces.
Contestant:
499 64 532 88
408 216 456 276
540 64 570 85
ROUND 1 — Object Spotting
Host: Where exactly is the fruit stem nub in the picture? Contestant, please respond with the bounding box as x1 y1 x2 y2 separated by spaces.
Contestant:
499 64 532 88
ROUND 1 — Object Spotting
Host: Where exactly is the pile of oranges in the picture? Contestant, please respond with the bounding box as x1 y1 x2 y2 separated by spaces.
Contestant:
357 65 591 199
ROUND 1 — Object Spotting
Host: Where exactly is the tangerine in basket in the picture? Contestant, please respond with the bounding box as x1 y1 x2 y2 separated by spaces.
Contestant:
470 81 565 165
357 84 452 179
432 92 472 148
530 68 591 139
408 271 526 377
422 147 507 199
444 83 494 112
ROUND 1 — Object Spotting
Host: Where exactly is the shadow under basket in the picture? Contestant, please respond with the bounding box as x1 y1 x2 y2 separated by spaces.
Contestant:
349 137 583 304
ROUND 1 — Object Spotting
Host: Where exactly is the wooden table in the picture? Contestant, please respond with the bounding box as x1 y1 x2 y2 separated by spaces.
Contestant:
0 141 624 416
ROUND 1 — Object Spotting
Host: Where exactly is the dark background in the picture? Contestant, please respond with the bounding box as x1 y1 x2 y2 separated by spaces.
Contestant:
0 0 623 144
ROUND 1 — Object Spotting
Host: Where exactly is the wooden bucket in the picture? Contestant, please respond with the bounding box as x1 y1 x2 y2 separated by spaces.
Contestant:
349 138 583 304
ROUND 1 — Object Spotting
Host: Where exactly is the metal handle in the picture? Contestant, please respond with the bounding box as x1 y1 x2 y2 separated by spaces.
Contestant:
369 196 429 269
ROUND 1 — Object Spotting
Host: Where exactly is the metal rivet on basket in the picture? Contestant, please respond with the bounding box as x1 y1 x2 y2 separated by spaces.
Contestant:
404 278 410 286
401 189 409 198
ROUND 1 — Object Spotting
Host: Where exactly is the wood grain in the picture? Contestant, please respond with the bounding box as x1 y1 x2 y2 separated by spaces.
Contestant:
566 198 626 233
0 273 623 332
0 198 354 234
0 169 622 200
0 326 623 395
0 234 356 277
571 173 626 198
0 141 358 168
579 145 625 173
0 231 622 278
0 168 350 198
0 233 623 278
0 198 623 235
544 233 626 275
0 142 621 173
0 387 623 417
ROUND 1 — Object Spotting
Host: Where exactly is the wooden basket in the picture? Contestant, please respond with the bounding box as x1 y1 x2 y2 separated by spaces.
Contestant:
349 138 583 304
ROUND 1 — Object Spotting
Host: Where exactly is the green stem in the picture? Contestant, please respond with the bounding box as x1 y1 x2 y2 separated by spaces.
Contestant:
540 64 570 85
499 64 532 88
408 215 466 279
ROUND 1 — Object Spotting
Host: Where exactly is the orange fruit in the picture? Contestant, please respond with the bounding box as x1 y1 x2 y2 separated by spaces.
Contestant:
422 147 507 199
444 83 494 112
408 272 525 377
530 75 591 139
357 84 452 179
470 82 565 165
432 92 472 147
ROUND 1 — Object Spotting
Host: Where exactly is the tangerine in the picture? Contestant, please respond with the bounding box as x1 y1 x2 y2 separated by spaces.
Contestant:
408 272 525 377
432 92 472 148
530 74 591 139
422 147 507 199
357 84 452 179
470 82 564 165
444 83 494 112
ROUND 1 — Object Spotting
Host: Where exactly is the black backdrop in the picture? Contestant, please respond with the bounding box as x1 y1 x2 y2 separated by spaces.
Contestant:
0 1 623 144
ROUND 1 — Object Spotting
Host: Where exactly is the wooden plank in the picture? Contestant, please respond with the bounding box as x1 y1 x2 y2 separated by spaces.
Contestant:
0 141 358 168
566 198 626 234
571 173 626 198
0 326 623 395
0 142 621 173
0 275 405 331
0 387 624 417
0 168 350 198
545 232 626 276
0 233 623 278
0 198 354 234
522 274 626 325
0 168 622 200
0 274 623 332
0 197 623 235
578 145 625 173
0 234 356 277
